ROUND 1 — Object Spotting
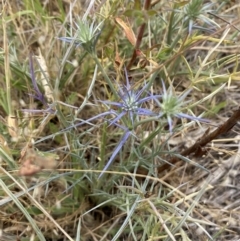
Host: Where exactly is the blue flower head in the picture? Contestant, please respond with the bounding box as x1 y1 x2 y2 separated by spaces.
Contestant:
99 67 160 127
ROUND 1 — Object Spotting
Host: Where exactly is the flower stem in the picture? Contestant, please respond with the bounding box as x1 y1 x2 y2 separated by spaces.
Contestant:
91 54 119 99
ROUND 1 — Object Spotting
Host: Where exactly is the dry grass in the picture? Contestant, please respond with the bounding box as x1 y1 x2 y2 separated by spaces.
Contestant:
0 0 240 240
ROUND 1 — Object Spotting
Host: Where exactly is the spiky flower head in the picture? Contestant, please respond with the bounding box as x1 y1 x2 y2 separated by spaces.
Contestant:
59 19 102 53
182 0 219 33
157 80 208 132
99 68 160 126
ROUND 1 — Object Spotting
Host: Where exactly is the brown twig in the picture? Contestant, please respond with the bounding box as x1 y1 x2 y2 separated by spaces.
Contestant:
127 0 152 70
158 108 240 174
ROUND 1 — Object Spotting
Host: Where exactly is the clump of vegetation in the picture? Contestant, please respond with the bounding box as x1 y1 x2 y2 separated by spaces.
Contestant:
0 0 240 240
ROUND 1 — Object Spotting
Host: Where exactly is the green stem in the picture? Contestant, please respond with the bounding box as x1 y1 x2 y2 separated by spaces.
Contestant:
3 18 12 115
91 54 119 99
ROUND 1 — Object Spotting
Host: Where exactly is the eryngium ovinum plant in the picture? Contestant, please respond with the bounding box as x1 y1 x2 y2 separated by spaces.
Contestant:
58 19 208 178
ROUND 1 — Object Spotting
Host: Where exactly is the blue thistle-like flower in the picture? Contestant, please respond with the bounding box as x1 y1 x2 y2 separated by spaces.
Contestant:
99 68 161 127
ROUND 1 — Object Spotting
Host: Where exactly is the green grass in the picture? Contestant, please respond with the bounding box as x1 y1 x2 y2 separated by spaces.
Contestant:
0 0 240 240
